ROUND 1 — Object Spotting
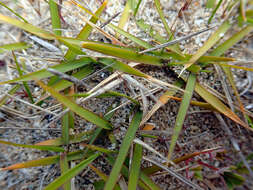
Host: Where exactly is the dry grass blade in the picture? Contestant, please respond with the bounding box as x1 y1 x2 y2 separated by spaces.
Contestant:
194 83 250 130
133 138 175 166
65 0 107 60
5 93 57 115
141 80 183 126
69 0 123 46
117 0 132 36
143 147 222 175
143 156 203 190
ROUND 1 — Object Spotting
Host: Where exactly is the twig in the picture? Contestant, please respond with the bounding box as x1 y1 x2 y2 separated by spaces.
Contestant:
142 156 203 190
0 127 61 131
134 138 175 166
26 33 61 53
139 26 215 54
0 105 39 119
100 12 121 28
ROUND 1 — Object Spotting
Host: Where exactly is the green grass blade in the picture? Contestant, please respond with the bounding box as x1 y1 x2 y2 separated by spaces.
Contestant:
0 1 28 23
139 172 161 190
128 143 142 190
60 153 71 190
136 19 167 43
61 86 74 145
64 38 233 66
0 140 64 152
82 41 162 65
12 51 34 103
154 0 173 39
0 57 92 84
62 107 70 145
1 156 59 171
44 153 100 190
89 164 121 190
133 0 142 17
183 21 231 72
168 73 196 159
206 0 216 8
106 155 160 190
38 81 112 130
50 64 94 92
59 37 87 55
208 0 223 24
111 25 151 48
104 109 143 190
1 150 85 170
68 110 75 129
49 0 61 36
98 58 147 77
0 42 31 53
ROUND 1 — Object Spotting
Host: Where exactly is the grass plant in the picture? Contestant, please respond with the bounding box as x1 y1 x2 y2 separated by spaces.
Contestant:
0 0 253 189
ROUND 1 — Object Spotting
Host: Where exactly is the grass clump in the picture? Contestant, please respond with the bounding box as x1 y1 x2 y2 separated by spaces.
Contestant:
0 0 253 189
